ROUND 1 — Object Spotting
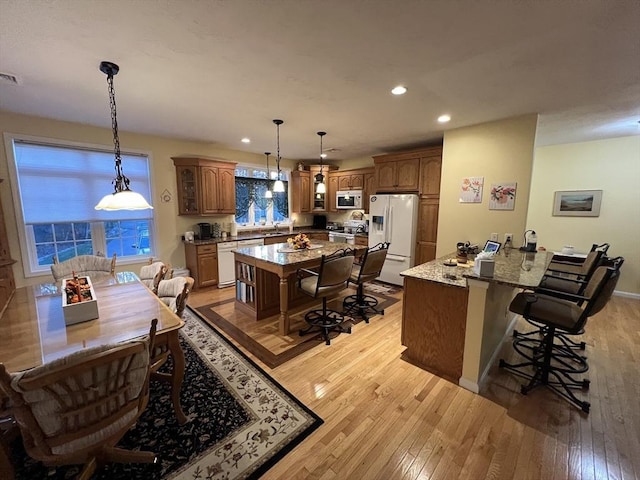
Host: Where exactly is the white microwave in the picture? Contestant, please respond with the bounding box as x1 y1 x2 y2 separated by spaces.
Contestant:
336 190 363 209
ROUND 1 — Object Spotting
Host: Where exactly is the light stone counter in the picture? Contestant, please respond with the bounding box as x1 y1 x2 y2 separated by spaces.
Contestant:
401 250 552 289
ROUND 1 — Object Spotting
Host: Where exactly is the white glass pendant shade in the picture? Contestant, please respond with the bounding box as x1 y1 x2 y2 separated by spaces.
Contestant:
316 182 326 194
265 189 273 199
273 179 285 192
95 190 154 210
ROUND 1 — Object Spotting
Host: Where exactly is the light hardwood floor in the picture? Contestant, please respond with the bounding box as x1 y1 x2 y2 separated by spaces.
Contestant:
189 287 640 480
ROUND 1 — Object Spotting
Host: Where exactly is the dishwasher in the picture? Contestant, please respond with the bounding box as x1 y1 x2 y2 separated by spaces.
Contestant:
218 238 264 288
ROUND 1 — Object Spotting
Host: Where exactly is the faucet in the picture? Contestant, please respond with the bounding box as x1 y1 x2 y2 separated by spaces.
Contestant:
274 223 280 233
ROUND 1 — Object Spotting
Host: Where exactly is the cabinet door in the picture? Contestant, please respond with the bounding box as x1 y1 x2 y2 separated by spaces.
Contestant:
200 166 220 214
338 175 352 190
349 174 364 189
416 242 437 265
419 156 442 196
176 166 200 215
218 168 236 213
376 162 396 191
363 172 376 213
395 159 420 191
301 174 311 212
327 176 338 212
197 253 218 287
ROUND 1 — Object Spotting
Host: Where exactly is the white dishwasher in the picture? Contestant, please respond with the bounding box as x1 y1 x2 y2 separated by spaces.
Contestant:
218 238 265 288
217 241 238 288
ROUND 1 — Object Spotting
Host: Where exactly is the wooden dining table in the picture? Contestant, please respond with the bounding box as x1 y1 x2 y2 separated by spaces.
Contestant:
0 271 187 424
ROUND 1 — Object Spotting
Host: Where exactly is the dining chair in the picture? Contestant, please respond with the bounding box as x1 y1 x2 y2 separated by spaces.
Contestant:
156 276 195 317
342 242 390 322
499 265 620 413
0 319 158 479
139 259 170 294
297 248 355 345
50 253 117 282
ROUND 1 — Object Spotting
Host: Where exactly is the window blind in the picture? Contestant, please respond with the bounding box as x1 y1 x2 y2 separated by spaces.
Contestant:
14 141 153 223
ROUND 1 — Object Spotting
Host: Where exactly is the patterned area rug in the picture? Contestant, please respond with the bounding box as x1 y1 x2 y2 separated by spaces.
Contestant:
10 307 323 479
195 283 400 368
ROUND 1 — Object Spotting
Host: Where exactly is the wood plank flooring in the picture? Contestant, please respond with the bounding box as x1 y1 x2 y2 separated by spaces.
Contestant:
189 286 640 480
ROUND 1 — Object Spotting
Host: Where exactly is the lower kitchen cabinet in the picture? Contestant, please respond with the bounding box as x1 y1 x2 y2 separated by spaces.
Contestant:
185 243 218 288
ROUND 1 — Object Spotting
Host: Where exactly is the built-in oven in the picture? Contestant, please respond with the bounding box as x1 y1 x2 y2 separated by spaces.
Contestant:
336 190 363 209
328 231 356 244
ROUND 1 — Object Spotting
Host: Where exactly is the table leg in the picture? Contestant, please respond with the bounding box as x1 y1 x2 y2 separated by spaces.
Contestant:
279 275 290 335
166 330 188 425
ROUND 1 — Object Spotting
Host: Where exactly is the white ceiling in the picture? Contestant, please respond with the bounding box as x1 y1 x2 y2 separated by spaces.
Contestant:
1 0 639 162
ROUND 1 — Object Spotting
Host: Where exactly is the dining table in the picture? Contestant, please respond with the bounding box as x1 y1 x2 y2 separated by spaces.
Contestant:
0 271 187 425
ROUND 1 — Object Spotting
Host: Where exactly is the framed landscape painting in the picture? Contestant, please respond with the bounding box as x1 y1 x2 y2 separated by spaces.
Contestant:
553 190 603 217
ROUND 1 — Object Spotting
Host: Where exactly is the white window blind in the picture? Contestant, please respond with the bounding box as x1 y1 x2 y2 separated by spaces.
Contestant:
13 141 153 223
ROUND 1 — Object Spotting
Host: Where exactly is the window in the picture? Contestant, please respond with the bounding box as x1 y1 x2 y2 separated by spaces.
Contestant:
235 165 289 225
6 136 155 276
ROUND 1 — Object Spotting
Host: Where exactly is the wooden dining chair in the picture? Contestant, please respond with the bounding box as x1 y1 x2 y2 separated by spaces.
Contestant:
50 253 117 282
0 319 158 479
139 259 170 294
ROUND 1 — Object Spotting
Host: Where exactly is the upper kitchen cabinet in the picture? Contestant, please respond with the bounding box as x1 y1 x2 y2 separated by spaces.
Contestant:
172 157 237 215
326 167 374 213
291 170 311 213
337 172 364 191
373 153 420 193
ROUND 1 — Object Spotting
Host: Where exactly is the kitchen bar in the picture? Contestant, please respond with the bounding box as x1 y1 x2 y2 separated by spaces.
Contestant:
400 249 552 392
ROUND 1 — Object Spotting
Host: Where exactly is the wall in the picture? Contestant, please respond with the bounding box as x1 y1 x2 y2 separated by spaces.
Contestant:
527 136 640 295
0 111 294 287
437 114 538 257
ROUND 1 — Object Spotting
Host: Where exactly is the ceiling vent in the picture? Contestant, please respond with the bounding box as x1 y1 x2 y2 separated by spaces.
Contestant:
0 72 20 85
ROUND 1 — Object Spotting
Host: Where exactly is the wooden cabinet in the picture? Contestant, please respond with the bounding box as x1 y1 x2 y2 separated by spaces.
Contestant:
337 173 364 191
373 147 442 264
327 176 339 212
0 180 16 316
172 157 237 216
184 243 218 288
362 169 375 213
291 170 311 213
373 154 421 193
306 232 329 242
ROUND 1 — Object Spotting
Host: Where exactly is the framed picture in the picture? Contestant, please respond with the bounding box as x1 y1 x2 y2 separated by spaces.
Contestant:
489 182 517 210
460 176 484 203
553 190 603 217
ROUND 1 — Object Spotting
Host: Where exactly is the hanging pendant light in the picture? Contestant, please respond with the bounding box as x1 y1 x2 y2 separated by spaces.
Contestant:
95 61 153 211
315 131 326 194
272 119 285 193
264 151 273 199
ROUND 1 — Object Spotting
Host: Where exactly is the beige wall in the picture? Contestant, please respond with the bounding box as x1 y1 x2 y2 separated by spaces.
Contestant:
437 114 538 257
527 136 640 295
0 111 293 287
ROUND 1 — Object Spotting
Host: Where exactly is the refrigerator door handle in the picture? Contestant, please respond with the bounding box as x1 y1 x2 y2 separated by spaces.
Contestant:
388 206 394 244
386 254 406 262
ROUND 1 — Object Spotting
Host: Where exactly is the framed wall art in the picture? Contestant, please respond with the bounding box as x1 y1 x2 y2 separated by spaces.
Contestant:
552 190 602 217
459 176 484 203
489 182 517 210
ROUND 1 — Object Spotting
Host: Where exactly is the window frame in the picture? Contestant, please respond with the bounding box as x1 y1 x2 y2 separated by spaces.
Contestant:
3 132 157 277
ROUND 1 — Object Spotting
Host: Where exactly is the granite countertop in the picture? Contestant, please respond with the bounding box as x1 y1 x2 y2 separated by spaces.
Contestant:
185 228 368 245
234 240 365 266
401 250 553 289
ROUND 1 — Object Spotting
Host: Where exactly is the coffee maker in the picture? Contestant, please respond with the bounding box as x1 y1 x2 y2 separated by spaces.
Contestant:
197 222 212 240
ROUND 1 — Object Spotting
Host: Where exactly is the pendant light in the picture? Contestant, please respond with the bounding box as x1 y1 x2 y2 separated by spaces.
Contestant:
272 119 285 193
315 131 326 194
264 151 273 199
95 61 153 211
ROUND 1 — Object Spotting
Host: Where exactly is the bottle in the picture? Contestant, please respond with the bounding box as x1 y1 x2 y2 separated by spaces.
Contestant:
528 231 537 252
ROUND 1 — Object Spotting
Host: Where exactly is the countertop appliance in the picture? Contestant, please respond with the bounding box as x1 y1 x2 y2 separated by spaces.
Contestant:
337 190 363 209
198 222 212 240
368 194 419 285
329 220 366 244
218 238 264 288
312 214 327 230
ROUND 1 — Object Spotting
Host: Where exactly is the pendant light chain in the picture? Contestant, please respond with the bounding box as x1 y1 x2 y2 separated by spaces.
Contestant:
104 63 130 193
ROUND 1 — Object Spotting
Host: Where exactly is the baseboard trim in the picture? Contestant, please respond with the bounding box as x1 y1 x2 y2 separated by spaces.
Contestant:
613 290 640 299
458 377 479 393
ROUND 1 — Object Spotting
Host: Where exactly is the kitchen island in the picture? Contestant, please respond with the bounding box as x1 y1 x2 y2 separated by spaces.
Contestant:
400 249 552 392
234 240 366 335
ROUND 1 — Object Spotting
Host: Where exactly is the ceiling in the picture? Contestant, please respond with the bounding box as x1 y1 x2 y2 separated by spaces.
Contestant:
1 1 638 162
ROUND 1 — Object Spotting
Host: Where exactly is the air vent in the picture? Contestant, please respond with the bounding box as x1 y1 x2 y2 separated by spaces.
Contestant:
0 73 20 85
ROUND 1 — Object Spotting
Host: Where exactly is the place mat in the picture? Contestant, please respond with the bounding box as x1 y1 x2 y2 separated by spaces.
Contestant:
278 244 324 253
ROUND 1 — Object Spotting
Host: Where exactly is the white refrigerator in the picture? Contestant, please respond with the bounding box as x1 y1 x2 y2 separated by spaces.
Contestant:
368 194 419 286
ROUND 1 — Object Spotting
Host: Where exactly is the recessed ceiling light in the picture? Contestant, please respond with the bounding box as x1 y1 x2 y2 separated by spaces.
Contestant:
391 85 407 95
241 137 251 143
438 114 451 123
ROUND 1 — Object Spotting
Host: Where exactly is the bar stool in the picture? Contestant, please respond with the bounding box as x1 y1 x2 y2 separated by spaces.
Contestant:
298 248 355 345
342 242 390 322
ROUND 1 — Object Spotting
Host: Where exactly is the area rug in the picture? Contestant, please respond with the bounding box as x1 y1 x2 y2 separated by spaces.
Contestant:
10 307 323 480
195 283 401 368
